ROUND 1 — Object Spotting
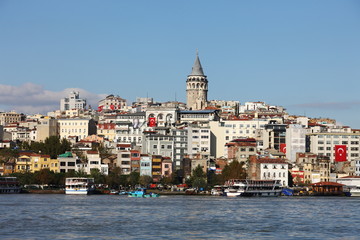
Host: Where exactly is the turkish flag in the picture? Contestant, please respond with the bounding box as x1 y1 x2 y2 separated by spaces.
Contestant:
110 104 115 110
335 145 347 162
280 143 286 153
97 105 103 112
149 117 156 127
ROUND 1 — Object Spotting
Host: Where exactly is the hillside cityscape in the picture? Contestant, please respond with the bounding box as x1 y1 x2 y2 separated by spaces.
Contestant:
0 53 359 189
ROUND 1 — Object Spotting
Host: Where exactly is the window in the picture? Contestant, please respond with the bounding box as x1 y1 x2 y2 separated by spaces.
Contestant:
161 145 165 149
68 162 75 166
153 145 157 149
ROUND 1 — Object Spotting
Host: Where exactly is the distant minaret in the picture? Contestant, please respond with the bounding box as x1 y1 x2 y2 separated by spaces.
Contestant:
186 52 208 110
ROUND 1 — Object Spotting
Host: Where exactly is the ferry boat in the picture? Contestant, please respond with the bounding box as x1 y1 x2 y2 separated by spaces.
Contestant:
224 179 282 197
0 177 21 194
65 178 95 195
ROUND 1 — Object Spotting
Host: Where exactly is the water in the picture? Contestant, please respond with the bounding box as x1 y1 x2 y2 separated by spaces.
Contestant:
0 195 359 240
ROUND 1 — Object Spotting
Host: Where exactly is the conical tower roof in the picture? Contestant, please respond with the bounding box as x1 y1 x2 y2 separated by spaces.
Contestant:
190 52 205 76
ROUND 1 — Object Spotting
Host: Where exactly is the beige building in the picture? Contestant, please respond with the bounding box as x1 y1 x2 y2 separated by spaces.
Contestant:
0 112 21 126
58 119 97 141
36 118 58 142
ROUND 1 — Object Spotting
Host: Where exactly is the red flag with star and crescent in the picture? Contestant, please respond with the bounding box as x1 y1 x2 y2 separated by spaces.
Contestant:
280 143 286 153
149 117 156 127
335 145 347 162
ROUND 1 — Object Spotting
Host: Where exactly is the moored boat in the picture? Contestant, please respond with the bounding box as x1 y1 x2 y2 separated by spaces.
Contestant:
224 179 282 197
0 177 21 194
128 188 159 198
65 178 95 195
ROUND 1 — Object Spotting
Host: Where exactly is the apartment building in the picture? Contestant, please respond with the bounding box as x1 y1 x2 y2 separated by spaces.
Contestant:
58 118 97 141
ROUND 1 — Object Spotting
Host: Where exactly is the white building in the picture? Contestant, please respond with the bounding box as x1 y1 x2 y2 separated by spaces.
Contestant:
187 124 211 160
113 112 146 146
286 124 306 163
76 151 108 175
209 118 273 158
307 132 360 163
249 156 288 187
60 91 86 111
98 94 127 112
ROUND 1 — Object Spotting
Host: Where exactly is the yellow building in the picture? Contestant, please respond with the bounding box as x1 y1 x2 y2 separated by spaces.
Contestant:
15 153 59 173
152 155 162 182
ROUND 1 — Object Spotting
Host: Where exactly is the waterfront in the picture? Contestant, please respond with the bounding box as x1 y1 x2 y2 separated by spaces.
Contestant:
0 195 359 239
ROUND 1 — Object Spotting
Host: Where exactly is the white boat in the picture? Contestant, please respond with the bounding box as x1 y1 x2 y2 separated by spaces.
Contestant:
350 187 360 197
224 179 282 197
223 181 245 197
211 185 225 196
0 177 21 194
65 178 95 195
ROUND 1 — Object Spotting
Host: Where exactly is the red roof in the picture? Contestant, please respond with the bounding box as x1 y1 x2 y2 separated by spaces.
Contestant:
117 144 131 148
256 158 287 164
97 123 116 130
86 151 98 154
339 176 360 179
311 182 344 186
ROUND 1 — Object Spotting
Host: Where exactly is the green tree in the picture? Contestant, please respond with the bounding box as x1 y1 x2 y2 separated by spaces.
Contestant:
221 160 246 183
190 165 207 189
170 170 183 185
106 167 122 189
139 175 153 187
34 169 56 185
129 171 140 187
207 170 221 187
90 168 105 184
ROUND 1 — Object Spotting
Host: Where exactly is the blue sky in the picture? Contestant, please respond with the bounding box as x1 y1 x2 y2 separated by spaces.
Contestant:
0 1 360 127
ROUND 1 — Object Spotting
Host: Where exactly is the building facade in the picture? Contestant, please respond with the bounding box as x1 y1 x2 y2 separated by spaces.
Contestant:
60 91 86 111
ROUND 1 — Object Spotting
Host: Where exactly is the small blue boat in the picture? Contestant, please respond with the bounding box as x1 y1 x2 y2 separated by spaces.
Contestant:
128 188 159 198
281 188 294 196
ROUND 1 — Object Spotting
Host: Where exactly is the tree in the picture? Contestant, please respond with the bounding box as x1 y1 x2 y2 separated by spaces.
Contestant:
106 167 122 189
170 170 183 185
129 172 140 187
221 160 246 183
34 169 55 186
190 165 207 189
90 168 105 184
207 170 221 187
139 175 153 187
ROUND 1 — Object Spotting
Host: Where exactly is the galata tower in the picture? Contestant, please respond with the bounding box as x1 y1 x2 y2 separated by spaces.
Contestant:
186 52 208 110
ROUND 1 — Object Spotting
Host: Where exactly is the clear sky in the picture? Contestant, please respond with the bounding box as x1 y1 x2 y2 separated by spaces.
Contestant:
0 1 360 127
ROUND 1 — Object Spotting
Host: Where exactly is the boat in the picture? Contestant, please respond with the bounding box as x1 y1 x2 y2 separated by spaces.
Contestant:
224 179 282 197
109 189 119 195
211 185 225 196
65 178 95 195
281 188 294 196
0 177 21 194
128 188 159 198
336 177 360 197
349 187 360 197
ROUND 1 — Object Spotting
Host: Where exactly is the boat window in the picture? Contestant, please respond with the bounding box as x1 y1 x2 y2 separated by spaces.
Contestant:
263 165 268 169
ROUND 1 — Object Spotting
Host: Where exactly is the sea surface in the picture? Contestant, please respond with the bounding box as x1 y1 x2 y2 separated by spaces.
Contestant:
0 194 359 240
